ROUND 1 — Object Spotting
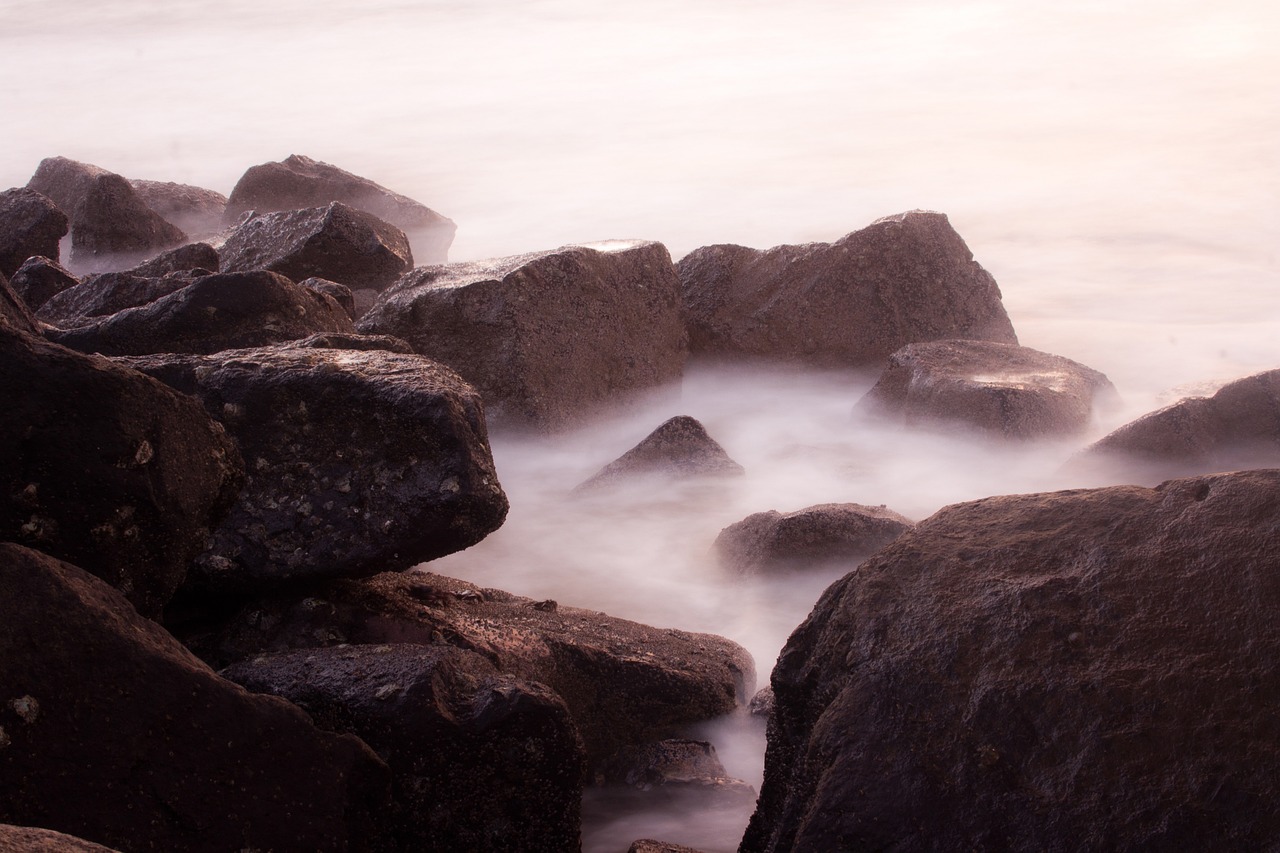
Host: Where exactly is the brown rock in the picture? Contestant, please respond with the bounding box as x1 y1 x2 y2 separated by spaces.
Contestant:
300 276 356 318
38 269 205 329
576 415 743 492
0 824 121 852
744 469 1280 852
7 256 77 313
283 330 416 353
0 273 40 335
129 178 228 239
0 188 68 276
627 841 710 853
715 503 914 573
599 738 755 801
123 240 219 277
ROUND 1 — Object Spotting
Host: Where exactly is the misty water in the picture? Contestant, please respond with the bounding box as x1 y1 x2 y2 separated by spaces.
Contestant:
4 0 1278 850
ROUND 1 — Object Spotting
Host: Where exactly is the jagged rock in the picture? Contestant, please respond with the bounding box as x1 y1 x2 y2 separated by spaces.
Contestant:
220 201 413 291
124 241 219 277
0 273 40 335
749 686 774 718
223 643 583 853
282 330 416 353
0 326 243 616
300 276 356 318
121 344 507 595
129 178 228 239
715 503 914 574
0 543 389 852
677 211 1017 367
225 154 456 263
855 339 1117 440
598 738 755 801
0 824 121 852
8 256 77 313
576 416 743 492
38 269 205 329
359 241 688 432
0 188 68 276
743 469 1280 852
171 570 755 763
48 270 354 355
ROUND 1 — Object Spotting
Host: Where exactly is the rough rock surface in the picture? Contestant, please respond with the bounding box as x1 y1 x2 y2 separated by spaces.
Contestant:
715 503 914 573
48 270 354 355
124 240 219 276
0 274 40 335
358 241 688 432
855 339 1117 440
627 841 709 853
0 188 68 276
743 469 1280 852
300 276 356 318
225 154 456 263
223 643 583 853
220 201 413 290
0 824 122 852
1077 368 1280 481
129 178 228 239
122 344 507 594
677 210 1017 367
0 326 243 616
38 269 205 328
576 416 743 492
173 570 755 763
598 738 754 800
0 543 389 853
8 256 77 313
283 330 416 353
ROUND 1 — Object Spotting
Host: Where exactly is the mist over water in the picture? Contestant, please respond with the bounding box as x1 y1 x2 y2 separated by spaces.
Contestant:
5 1 1278 850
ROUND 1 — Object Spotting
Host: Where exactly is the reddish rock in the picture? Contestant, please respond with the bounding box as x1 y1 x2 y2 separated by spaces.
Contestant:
855 339 1117 440
576 416 743 492
627 841 709 853
0 188 68 276
0 824 121 852
744 469 1280 852
715 503 914 573
677 211 1017 367
0 273 40 335
300 276 356 318
284 330 416 353
129 178 228 239
38 269 204 328
7 256 77 313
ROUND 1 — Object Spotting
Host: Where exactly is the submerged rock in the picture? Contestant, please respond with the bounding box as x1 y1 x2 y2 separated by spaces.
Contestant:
0 187 68 276
715 503 914 573
598 738 754 801
576 415 743 492
8 256 78 313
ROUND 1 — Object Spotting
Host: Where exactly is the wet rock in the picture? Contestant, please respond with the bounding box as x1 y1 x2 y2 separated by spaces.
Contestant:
0 543 389 853
743 469 1280 852
8 256 77 313
359 241 687 432
48 270 354 355
0 273 40 335
0 188 68 276
225 154 456 263
748 686 774 718
0 824 122 852
627 841 710 853
223 643 583 853
122 344 507 595
599 738 755 801
38 269 205 329
129 178 228 239
300 276 356 318
282 330 416 353
220 201 413 291
855 339 1117 440
678 210 1017 367
0 326 243 616
576 416 743 492
715 503 914 573
123 240 219 277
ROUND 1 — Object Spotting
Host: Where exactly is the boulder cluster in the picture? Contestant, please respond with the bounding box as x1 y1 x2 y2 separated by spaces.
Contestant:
3 153 1280 852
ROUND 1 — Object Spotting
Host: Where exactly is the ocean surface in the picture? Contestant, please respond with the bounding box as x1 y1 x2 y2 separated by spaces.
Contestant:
4 1 1278 850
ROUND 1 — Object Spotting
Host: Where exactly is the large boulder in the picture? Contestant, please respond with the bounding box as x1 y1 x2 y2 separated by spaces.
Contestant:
743 469 1280 852
678 210 1017 367
121 343 507 595
855 339 1117 440
225 154 456 263
48 270 354 355
8 256 77 313
0 824 121 852
129 178 228 239
0 326 243 616
0 543 389 852
38 269 205 329
0 188 68 276
223 643 584 853
124 240 219 276
575 415 743 492
359 241 688 432
715 503 914 574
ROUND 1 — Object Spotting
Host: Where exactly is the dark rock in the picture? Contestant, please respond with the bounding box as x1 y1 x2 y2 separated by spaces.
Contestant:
748 686 774 718
300 276 356 318
576 416 743 492
220 201 413 290
0 188 68 276
282 330 416 353
48 270 354 355
743 469 1280 852
678 210 1017 367
715 503 914 574
599 738 755 801
225 154 456 263
223 643 583 853
0 274 40 335
124 240 219 277
0 326 243 616
0 543 389 852
121 344 507 595
7 256 77 313
855 339 1117 440
359 241 688 432
0 824 121 852
129 178 228 239
627 841 709 853
38 269 205 328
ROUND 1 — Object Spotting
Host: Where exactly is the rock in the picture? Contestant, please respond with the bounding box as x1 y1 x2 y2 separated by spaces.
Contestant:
628 841 710 853
0 824 122 852
129 178 228 239
120 344 507 595
220 201 413 291
282 330 416 353
748 686 774 718
26 157 185 270
7 256 77 313
225 154 456 263
598 738 755 801
1077 368 1280 482
0 273 40 335
358 241 688 432
223 643 583 853
743 469 1280 852
0 188 68 276
300 276 356 318
124 240 219 277
48 270 354 355
172 570 755 764
715 503 914 574
38 269 205 329
576 416 744 492
0 543 390 853
0 326 243 616
855 339 1117 440
678 210 1017 367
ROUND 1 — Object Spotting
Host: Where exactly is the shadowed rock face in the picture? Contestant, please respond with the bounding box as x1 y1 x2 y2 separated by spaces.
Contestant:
8 256 78 313
715 503 914 574
744 469 1280 853
677 210 1018 368
129 178 228 239
575 415 743 492
0 187 68 276
0 272 41 335
855 339 1118 440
